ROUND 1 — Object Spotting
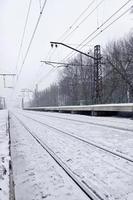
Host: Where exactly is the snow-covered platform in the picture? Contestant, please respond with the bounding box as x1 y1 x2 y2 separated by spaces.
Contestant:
0 110 10 200
24 103 133 116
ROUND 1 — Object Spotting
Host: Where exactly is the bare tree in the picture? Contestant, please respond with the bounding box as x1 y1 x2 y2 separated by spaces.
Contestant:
30 33 133 107
103 34 133 102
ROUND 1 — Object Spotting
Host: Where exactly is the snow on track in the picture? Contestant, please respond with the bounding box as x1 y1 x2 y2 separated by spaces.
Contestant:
24 110 133 132
20 110 133 159
11 109 133 200
10 113 91 200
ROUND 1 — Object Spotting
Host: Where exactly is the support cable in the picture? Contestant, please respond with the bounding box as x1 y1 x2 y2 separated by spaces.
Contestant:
15 0 32 72
61 0 105 43
57 0 96 42
16 0 48 84
63 0 132 61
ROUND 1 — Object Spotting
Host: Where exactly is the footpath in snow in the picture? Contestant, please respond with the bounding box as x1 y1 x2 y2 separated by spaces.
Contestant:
0 110 10 200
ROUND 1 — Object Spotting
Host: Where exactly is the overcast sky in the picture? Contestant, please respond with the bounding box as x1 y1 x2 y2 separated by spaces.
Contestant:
0 0 133 106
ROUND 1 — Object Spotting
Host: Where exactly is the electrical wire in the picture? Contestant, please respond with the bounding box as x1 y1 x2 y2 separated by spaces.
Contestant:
37 0 131 89
16 0 48 84
77 0 132 49
16 0 132 95
57 0 96 42
63 0 132 61
61 0 105 43
31 0 132 93
79 6 132 50
64 0 132 61
15 0 32 72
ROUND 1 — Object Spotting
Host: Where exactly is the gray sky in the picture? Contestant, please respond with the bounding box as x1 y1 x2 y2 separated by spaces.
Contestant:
0 0 133 106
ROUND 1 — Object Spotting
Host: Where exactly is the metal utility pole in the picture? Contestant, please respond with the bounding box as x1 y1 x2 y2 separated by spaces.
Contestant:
93 45 102 104
50 41 103 105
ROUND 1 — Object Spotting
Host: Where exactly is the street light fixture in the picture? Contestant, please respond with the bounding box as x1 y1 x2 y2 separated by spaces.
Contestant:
50 41 96 60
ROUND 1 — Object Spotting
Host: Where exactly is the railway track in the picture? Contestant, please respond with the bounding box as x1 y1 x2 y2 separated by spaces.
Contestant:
15 111 133 163
24 110 133 133
11 112 104 200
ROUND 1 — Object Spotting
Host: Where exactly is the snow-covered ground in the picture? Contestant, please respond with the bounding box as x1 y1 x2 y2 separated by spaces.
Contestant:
24 110 133 131
17 110 133 158
10 113 90 200
0 110 9 200
10 109 133 200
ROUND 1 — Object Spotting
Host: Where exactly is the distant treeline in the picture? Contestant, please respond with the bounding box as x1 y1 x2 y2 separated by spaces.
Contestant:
30 33 133 106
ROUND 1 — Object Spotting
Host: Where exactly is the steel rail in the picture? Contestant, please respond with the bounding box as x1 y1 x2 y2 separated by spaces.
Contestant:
11 112 104 200
24 110 133 133
16 112 133 163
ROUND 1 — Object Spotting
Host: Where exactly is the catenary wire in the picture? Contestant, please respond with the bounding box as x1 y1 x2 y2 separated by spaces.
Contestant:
15 0 32 72
57 0 96 42
17 0 132 93
32 0 132 91
63 0 132 61
79 7 132 51
35 2 131 88
16 0 48 84
76 0 132 50
61 0 105 43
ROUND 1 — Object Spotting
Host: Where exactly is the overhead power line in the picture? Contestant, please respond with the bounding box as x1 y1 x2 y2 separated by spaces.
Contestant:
36 0 132 89
16 0 48 83
63 0 132 61
61 0 105 43
57 0 96 42
79 6 132 50
15 0 32 71
77 0 132 49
